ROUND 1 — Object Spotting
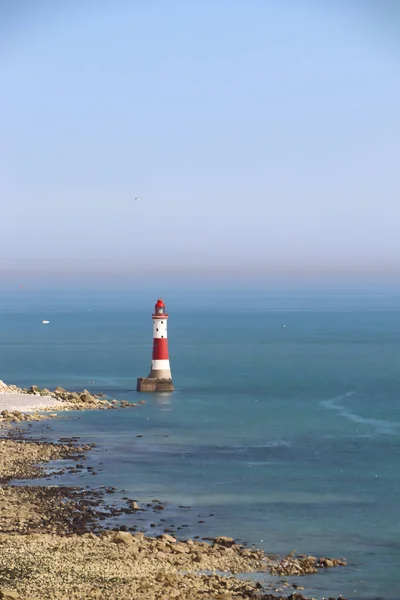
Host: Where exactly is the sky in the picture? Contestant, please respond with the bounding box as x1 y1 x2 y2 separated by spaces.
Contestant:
1 0 400 288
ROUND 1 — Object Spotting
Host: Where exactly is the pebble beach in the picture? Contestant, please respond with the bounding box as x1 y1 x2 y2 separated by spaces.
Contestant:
0 380 349 600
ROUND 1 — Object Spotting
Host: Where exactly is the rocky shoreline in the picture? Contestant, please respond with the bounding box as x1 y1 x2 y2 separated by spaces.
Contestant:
0 382 348 599
0 379 141 415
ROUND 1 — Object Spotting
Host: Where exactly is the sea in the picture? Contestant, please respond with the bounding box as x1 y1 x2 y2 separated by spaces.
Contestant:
1 286 399 600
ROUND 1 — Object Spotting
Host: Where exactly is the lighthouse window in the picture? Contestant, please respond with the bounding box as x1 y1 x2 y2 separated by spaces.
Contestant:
161 335 164 338
161 321 164 324
156 328 159 331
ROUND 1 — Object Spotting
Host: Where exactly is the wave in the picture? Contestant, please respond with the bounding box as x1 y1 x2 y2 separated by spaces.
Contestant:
320 392 399 435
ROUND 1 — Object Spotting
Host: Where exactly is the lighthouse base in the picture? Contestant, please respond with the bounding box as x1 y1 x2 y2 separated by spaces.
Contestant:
136 377 174 393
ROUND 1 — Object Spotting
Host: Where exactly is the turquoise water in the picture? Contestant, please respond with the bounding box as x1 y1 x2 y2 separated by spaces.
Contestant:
1 289 400 599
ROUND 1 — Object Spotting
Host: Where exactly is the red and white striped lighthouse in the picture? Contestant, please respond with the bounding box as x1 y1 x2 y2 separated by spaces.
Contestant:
149 298 172 380
137 298 174 392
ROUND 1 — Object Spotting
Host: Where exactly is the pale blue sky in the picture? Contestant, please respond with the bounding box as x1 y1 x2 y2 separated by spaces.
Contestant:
1 1 400 287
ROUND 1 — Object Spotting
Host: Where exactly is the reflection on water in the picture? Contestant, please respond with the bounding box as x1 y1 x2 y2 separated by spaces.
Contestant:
154 392 173 410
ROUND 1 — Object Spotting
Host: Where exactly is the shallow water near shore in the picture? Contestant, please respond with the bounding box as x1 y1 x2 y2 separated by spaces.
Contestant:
1 288 400 600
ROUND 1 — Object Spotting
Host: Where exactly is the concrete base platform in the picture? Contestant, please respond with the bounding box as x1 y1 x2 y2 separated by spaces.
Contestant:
136 377 174 393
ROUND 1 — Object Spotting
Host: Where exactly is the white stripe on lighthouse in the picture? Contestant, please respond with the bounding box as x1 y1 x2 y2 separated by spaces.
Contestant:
151 360 171 370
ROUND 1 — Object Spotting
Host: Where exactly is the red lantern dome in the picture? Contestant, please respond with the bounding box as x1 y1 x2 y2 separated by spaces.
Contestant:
153 298 168 317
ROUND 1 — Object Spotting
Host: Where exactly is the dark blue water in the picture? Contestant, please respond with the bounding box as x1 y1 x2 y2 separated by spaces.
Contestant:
1 288 399 600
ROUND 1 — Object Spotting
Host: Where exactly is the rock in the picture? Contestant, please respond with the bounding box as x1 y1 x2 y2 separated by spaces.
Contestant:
80 393 94 403
172 543 189 554
110 531 134 545
54 386 66 394
130 501 140 510
214 536 235 547
193 553 204 563
0 410 9 417
28 385 40 394
138 400 146 404
307 555 316 562
0 590 20 599
315 556 346 569
161 534 176 544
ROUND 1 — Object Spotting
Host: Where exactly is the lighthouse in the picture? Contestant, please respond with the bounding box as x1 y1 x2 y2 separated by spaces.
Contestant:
149 298 172 380
136 298 174 393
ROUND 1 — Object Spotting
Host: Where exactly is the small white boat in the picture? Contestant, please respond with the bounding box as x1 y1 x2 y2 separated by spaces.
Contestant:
42 320 50 324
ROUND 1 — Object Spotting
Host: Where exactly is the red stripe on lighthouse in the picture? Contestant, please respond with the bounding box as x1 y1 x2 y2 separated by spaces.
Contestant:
152 338 169 360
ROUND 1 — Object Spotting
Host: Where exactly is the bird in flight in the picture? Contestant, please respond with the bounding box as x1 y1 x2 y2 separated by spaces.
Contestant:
133 196 139 201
